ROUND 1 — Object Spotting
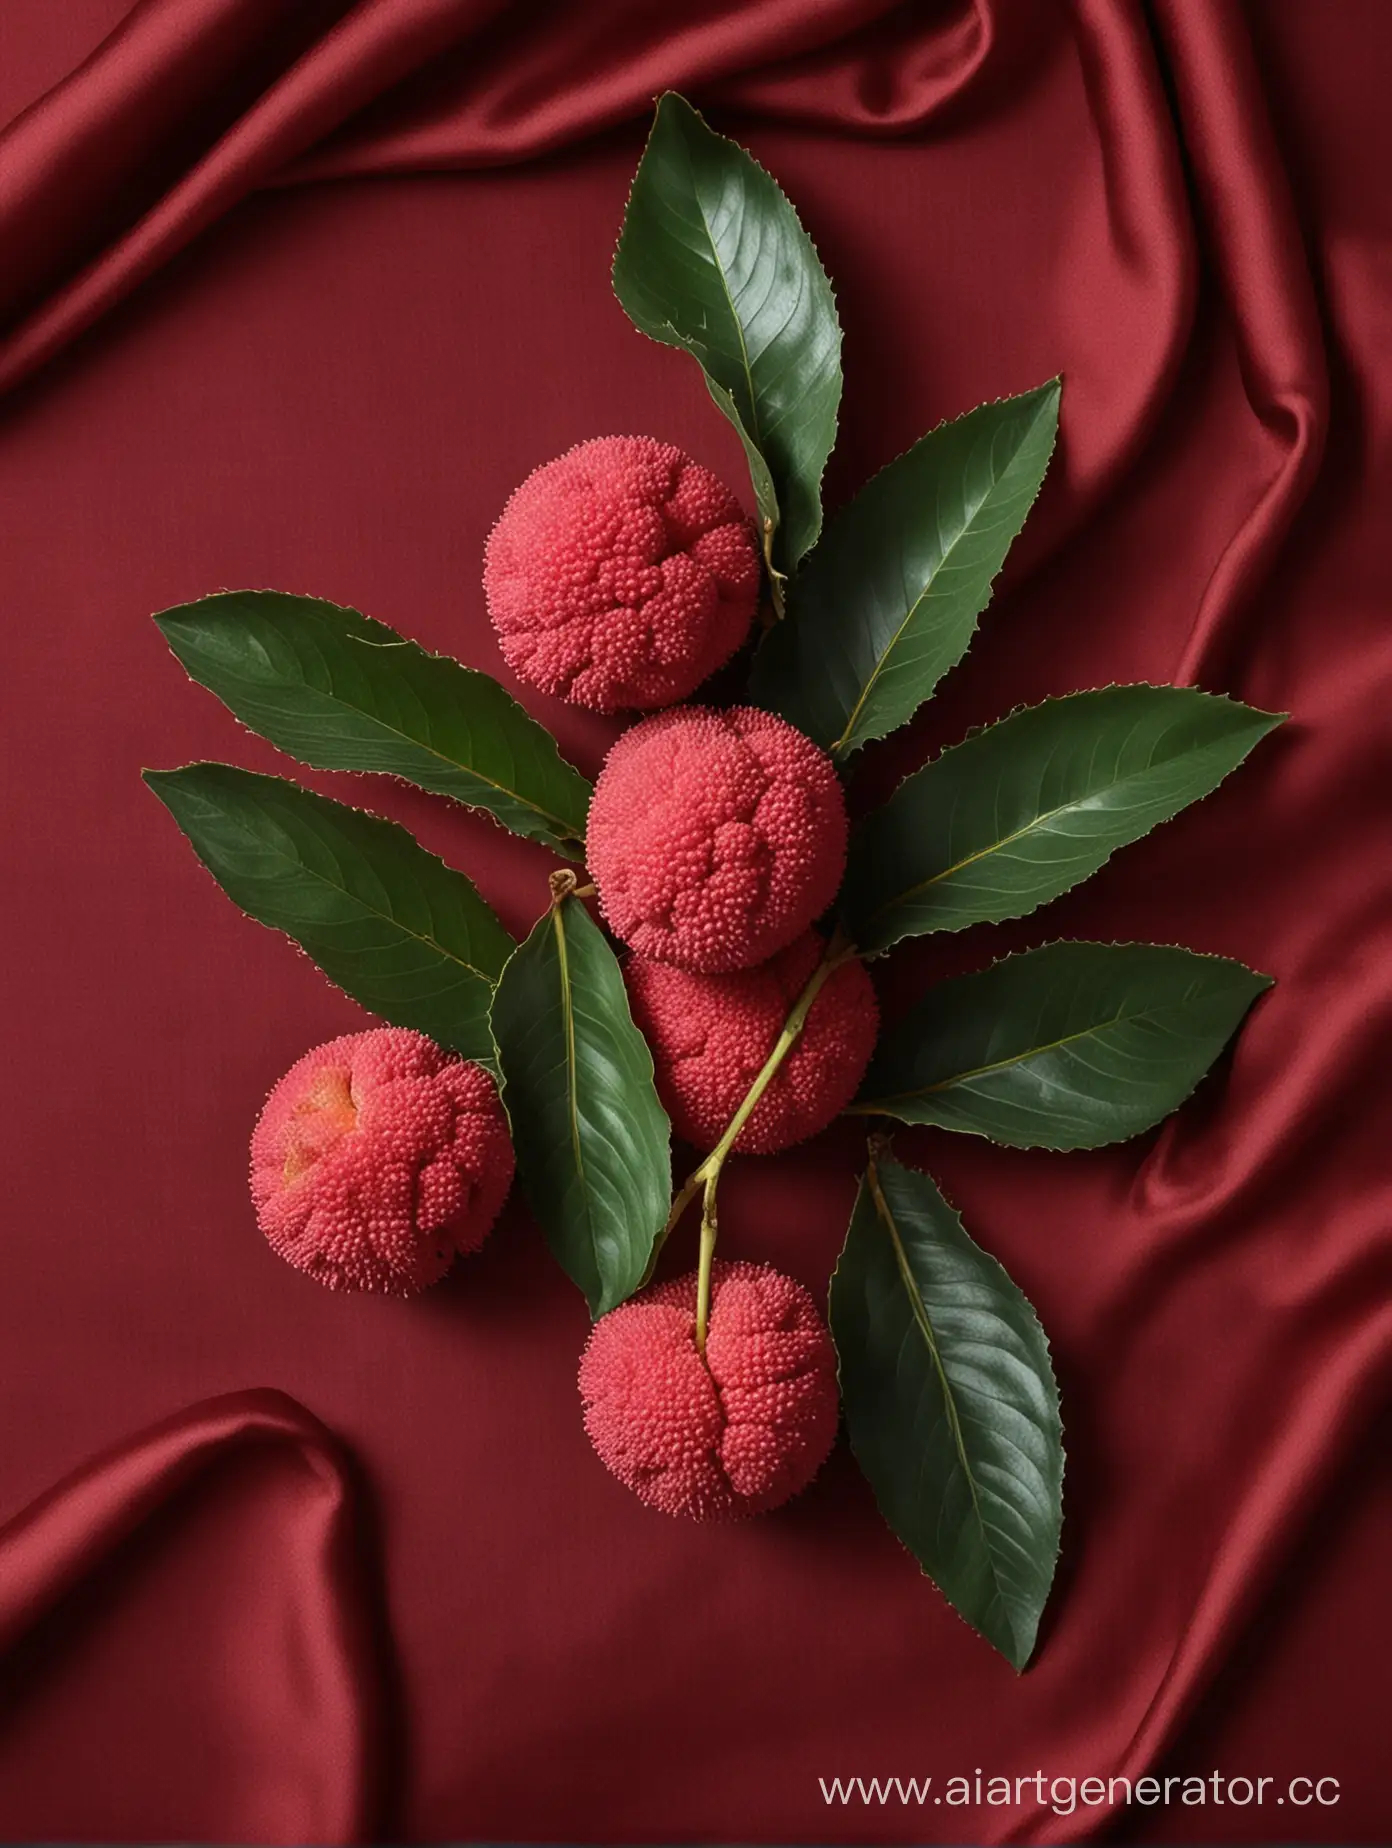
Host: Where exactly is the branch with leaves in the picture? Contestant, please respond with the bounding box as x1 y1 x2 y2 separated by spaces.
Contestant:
145 93 1279 1670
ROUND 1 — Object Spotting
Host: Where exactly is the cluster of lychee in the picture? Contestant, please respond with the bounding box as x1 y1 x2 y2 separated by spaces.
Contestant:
251 437 881 1521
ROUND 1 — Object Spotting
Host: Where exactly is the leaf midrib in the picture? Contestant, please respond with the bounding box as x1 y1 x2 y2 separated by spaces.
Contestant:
552 902 587 1192
687 149 763 452
869 1164 1015 1651
864 731 1239 926
860 1007 1156 1109
830 416 1041 757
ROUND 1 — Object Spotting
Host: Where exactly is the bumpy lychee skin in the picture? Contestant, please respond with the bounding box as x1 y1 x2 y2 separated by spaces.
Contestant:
250 1028 514 1295
626 932 878 1155
579 1261 839 1520
483 436 761 712
586 706 848 972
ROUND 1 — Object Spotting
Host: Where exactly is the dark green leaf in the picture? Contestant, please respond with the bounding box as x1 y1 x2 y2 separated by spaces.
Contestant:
144 764 511 1067
613 91 841 573
491 895 671 1315
844 686 1283 952
155 591 591 858
830 1150 1063 1670
857 941 1270 1150
751 382 1060 756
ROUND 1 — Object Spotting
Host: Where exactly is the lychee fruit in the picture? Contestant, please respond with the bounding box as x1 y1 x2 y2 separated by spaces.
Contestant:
626 931 878 1155
585 706 848 972
579 1261 840 1519
250 1027 514 1294
483 435 761 711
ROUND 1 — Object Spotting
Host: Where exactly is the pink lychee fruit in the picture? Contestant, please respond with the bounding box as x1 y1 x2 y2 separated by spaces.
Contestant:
626 931 879 1155
585 706 848 973
483 435 761 712
250 1027 514 1295
579 1261 840 1520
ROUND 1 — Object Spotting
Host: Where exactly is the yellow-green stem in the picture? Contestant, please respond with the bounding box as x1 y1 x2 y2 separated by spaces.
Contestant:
693 1179 719 1352
674 928 855 1353
762 516 787 621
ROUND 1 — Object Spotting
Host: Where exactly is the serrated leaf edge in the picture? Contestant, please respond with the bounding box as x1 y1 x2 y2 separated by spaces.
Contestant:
612 91 843 564
142 762 511 987
849 684 1285 955
155 592 591 858
825 378 1062 759
831 1148 1064 1671
494 895 672 1318
851 937 1274 1150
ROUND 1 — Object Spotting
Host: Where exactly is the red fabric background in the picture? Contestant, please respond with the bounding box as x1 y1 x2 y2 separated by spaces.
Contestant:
0 1 1388 1841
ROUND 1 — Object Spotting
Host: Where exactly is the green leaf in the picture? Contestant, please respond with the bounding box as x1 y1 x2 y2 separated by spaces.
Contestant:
843 686 1283 952
491 894 671 1315
856 941 1270 1150
155 591 592 859
144 764 511 1067
830 1150 1063 1670
613 91 841 573
750 382 1060 756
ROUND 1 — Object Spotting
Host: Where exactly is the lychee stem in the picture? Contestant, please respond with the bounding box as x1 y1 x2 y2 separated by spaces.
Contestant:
674 928 856 1354
694 1180 719 1354
548 869 596 904
761 516 787 621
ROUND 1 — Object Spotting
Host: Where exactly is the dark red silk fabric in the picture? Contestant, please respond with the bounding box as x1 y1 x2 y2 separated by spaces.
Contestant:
0 1392 389 1842
0 1 1388 1841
